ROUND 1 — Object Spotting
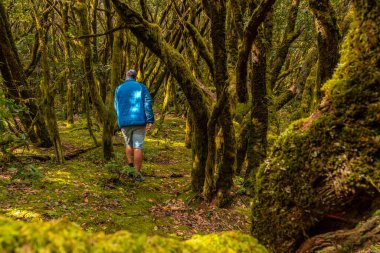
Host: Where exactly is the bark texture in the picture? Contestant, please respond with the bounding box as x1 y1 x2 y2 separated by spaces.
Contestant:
297 214 380 253
235 0 276 102
251 0 380 252
245 30 268 185
0 0 52 147
309 0 341 101
269 0 301 90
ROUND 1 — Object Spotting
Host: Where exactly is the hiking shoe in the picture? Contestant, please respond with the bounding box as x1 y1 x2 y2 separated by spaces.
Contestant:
134 172 145 182
126 166 137 178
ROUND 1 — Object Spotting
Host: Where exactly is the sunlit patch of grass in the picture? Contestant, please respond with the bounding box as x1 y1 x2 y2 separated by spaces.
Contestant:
44 170 76 184
5 209 42 221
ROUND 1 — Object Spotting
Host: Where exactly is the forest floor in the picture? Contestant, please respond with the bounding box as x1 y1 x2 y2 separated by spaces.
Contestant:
0 115 251 239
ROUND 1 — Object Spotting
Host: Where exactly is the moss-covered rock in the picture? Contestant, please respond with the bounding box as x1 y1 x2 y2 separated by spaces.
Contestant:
0 216 267 252
251 0 379 252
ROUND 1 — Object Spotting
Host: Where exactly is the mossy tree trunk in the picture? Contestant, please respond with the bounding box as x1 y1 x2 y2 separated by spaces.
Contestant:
0 0 52 148
99 15 125 159
309 0 341 102
76 0 114 160
235 0 276 103
30 0 64 163
251 0 380 251
227 0 242 69
90 0 99 63
84 86 99 147
269 0 301 90
245 29 268 187
201 0 237 206
62 2 74 126
185 109 192 149
152 75 171 137
235 114 250 175
274 47 318 111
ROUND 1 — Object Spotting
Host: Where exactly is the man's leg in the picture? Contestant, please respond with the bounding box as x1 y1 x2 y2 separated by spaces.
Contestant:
133 148 143 171
126 145 134 166
131 126 146 182
121 127 134 167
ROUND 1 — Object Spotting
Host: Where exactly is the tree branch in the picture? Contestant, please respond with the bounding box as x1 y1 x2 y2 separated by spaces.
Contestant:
110 0 210 121
72 25 127 40
236 0 276 103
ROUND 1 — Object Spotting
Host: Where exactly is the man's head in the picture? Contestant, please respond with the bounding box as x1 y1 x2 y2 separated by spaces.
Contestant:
126 69 137 80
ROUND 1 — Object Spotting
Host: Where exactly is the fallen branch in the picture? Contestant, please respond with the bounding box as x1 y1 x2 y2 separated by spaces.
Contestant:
143 173 184 178
12 146 100 162
63 146 99 160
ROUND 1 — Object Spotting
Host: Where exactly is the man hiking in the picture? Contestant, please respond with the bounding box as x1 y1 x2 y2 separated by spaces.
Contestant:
114 69 154 182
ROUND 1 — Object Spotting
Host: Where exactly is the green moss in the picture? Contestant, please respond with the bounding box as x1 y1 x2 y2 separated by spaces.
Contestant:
0 216 267 252
252 2 379 252
1 116 241 240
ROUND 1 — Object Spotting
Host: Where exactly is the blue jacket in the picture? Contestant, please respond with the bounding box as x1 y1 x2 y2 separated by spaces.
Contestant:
114 79 154 128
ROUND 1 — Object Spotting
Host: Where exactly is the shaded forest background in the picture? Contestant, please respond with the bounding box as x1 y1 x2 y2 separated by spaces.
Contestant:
0 0 379 252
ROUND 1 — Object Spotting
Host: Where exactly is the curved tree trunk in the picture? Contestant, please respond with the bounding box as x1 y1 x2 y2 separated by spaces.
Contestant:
235 0 276 103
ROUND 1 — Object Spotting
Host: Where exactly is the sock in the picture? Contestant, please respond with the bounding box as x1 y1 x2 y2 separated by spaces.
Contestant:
129 163 134 168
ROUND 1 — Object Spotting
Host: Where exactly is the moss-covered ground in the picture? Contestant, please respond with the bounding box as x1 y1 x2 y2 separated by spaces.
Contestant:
0 115 250 240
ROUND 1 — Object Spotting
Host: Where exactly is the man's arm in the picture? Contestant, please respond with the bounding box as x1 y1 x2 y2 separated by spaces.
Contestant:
143 85 154 126
114 87 119 116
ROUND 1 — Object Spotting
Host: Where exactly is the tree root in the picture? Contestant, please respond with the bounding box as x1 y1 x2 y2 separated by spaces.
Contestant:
297 215 380 253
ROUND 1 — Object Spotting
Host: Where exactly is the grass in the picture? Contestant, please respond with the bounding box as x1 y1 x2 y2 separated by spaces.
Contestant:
0 114 250 239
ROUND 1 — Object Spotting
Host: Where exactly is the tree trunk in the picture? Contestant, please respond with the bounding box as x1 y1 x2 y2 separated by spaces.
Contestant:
103 0 114 58
235 114 250 175
251 0 380 251
0 0 52 147
84 88 99 147
245 29 268 187
309 0 341 101
235 0 276 103
269 0 301 90
201 0 236 206
152 75 171 137
30 0 64 163
77 0 114 160
184 109 192 150
62 3 74 126
274 47 318 111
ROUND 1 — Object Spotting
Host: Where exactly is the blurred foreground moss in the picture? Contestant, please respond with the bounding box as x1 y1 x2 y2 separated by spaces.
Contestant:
0 216 267 252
